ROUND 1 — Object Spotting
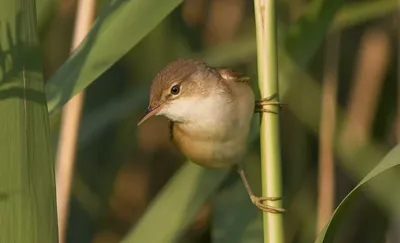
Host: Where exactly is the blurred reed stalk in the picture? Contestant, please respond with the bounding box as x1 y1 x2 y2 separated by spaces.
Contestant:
253 0 284 242
316 33 340 234
339 27 390 151
55 0 96 242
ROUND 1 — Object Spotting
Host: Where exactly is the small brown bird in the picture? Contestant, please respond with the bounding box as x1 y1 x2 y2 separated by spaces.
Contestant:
138 59 284 213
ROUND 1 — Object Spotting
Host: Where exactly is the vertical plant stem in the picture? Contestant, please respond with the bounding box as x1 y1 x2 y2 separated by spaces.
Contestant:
55 0 95 242
316 33 340 234
253 0 284 242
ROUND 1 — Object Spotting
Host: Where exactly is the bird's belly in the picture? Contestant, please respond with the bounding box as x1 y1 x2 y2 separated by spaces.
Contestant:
173 134 247 169
170 83 255 168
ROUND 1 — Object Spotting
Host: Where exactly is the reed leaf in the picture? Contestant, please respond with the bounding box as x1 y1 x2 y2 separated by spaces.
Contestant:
44 0 183 115
121 164 230 243
315 144 400 243
0 0 58 242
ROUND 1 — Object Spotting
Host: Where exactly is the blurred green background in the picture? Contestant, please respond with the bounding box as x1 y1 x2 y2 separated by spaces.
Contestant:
4 0 400 242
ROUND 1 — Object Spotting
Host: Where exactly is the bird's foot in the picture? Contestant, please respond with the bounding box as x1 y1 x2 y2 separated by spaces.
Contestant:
236 165 285 213
250 195 286 213
254 93 286 114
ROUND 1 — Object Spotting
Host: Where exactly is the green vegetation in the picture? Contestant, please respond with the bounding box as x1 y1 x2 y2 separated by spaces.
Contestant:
0 0 399 242
0 0 58 242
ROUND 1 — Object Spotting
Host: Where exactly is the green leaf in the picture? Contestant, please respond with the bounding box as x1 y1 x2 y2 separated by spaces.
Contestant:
45 0 183 115
120 164 230 243
0 0 58 242
315 144 400 243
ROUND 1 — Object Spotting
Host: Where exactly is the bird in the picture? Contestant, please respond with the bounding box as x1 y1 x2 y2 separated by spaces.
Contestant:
137 58 285 213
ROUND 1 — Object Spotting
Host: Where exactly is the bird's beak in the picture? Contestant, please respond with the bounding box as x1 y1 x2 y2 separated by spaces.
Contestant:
137 104 164 126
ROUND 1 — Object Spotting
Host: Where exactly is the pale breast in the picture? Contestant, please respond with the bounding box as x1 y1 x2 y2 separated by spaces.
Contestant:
171 82 255 168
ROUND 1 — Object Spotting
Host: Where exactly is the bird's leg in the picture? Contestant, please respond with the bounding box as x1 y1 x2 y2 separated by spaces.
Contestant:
255 93 286 114
236 164 285 213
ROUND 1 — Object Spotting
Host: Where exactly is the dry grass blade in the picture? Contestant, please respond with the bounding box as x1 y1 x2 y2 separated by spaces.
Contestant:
55 0 96 242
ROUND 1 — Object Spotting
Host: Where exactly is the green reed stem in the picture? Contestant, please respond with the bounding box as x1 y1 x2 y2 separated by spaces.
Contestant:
253 0 284 242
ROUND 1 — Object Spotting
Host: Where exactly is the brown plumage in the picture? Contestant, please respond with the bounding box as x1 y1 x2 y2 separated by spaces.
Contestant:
138 59 285 213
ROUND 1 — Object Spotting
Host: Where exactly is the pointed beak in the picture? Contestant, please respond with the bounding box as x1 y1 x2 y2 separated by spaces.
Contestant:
137 104 164 126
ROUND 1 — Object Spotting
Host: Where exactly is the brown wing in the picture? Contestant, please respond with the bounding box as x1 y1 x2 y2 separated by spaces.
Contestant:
215 68 250 83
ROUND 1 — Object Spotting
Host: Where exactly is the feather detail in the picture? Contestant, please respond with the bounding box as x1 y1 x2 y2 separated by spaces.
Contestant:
215 68 250 84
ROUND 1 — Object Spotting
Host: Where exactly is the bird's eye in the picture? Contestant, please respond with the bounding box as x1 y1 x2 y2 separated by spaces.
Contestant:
170 84 181 95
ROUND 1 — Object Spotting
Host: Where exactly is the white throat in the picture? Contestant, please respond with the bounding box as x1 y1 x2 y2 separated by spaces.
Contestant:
157 94 230 123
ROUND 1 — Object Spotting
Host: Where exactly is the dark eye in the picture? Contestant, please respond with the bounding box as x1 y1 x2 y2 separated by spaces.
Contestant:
170 84 180 95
